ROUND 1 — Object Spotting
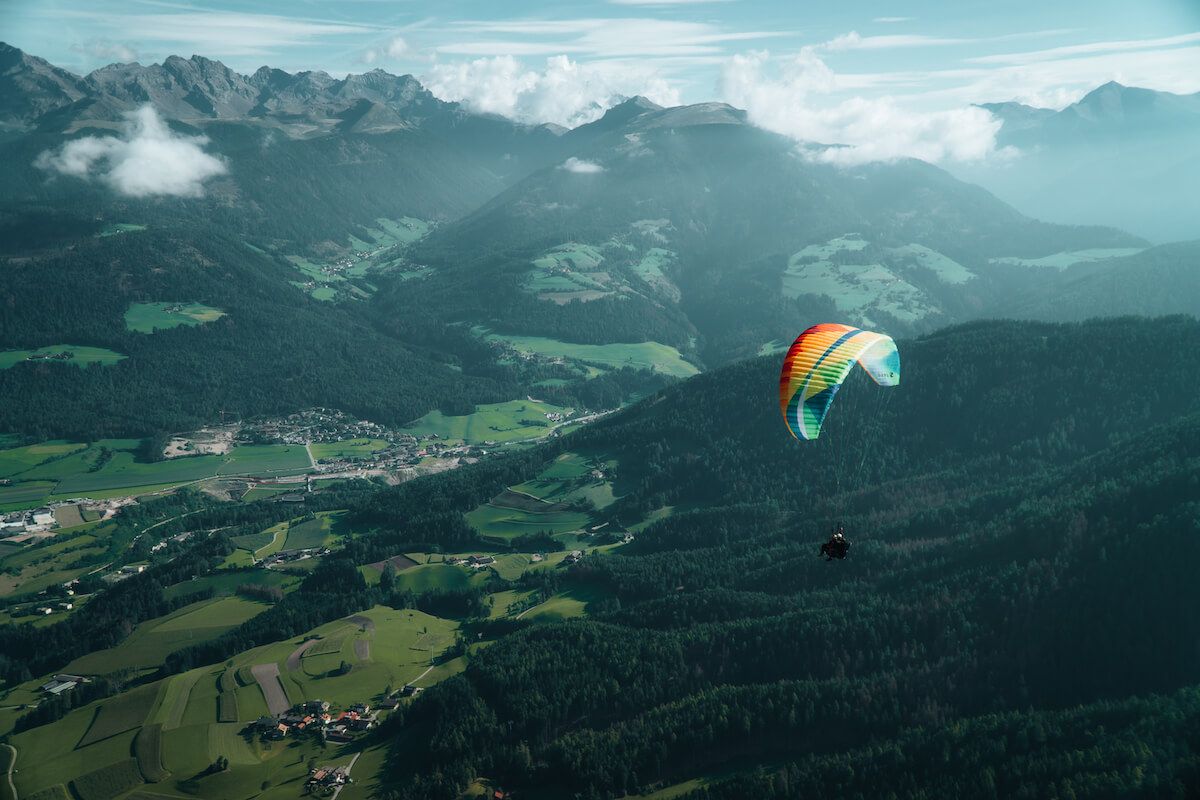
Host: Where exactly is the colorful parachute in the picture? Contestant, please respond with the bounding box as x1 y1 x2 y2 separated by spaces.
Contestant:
779 323 900 441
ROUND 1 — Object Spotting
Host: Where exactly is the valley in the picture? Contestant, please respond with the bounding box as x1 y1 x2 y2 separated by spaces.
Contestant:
0 31 1197 800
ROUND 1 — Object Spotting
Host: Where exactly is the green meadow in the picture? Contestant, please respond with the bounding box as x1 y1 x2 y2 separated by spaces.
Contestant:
404 399 569 444
124 302 226 334
0 529 109 598
991 247 1143 269
0 345 126 370
0 440 311 511
309 438 389 460
484 332 698 378
62 596 268 675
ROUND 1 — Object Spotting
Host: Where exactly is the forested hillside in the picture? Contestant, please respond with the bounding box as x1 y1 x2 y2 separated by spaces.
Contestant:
350 316 1200 799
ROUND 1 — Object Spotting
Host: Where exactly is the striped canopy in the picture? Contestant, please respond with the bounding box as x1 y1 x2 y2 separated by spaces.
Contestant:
779 323 900 441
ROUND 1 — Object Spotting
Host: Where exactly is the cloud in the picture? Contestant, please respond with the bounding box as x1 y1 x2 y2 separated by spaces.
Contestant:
720 51 1003 166
424 54 680 127
438 18 788 58
822 31 970 51
72 39 138 63
361 35 411 64
51 9 377 58
967 31 1200 65
560 157 604 173
36 106 226 198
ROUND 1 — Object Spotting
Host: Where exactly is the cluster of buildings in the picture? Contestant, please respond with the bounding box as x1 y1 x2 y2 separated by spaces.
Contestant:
40 673 87 697
0 507 56 536
243 409 407 449
1 498 123 544
254 700 377 743
261 546 331 569
446 554 496 568
305 764 353 794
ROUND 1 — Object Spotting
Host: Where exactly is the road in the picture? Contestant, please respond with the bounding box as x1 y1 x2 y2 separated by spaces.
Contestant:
330 752 361 800
1 743 16 800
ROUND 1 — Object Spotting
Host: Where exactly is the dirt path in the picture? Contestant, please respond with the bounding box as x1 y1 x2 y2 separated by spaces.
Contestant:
250 663 290 715
285 639 317 672
1 743 16 800
353 640 370 661
409 663 435 687
304 442 315 469
344 614 375 632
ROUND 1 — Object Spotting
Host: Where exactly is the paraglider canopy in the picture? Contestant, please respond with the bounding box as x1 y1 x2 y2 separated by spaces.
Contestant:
779 323 900 441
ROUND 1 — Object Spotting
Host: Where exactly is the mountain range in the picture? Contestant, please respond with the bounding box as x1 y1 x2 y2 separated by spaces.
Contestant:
953 81 1200 242
0 42 1197 441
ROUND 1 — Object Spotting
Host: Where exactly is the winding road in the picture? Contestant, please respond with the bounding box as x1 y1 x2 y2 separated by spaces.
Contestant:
2 743 17 800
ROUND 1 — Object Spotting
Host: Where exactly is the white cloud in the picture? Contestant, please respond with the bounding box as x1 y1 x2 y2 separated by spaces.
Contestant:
968 31 1200 65
424 54 680 127
53 9 377 57
560 157 605 173
386 36 410 58
72 39 138 63
438 18 788 58
36 106 226 198
720 51 1003 166
822 31 969 51
360 35 411 65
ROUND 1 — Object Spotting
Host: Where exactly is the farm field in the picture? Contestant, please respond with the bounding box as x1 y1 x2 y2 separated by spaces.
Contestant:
484 332 699 378
124 302 226 333
11 604 462 800
465 502 590 541
283 511 344 550
465 451 621 541
63 596 268 675
782 236 936 324
889 244 975 284
404 399 570 444
0 529 109 598
309 438 388 460
0 345 126 370
0 440 311 510
240 484 302 502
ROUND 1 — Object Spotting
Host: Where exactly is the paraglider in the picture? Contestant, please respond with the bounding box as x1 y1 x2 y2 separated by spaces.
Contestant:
779 323 900 442
778 323 900 561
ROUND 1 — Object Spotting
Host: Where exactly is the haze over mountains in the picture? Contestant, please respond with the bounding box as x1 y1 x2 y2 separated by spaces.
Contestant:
956 81 1200 242
0 39 1197 439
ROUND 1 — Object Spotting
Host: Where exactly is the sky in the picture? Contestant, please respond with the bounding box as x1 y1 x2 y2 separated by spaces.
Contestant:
5 0 1200 165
